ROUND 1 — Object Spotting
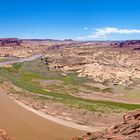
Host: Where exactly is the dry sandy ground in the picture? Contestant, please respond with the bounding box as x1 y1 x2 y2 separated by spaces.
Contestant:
0 91 84 140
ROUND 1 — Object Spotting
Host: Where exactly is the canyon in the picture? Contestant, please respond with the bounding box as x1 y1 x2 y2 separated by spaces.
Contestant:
0 39 140 140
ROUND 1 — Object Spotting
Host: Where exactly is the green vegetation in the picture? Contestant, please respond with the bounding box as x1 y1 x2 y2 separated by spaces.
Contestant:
6 63 23 72
0 58 140 113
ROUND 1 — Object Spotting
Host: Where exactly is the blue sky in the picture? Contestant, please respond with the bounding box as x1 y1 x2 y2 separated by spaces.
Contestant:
0 0 140 40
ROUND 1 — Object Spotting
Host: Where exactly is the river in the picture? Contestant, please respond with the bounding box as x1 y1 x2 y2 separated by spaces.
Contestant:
0 54 43 67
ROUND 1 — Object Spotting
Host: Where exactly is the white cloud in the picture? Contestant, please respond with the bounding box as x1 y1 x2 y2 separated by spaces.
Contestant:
83 27 88 30
78 27 140 40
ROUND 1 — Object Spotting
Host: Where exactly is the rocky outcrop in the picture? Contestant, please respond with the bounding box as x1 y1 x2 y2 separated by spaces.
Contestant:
113 40 140 49
45 45 140 86
73 109 140 140
0 129 15 140
78 63 140 86
0 38 21 46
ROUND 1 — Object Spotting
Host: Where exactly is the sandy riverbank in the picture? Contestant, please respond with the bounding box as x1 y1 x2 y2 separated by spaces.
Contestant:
13 98 107 132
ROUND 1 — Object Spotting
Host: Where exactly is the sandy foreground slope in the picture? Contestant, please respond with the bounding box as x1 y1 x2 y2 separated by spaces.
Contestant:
0 91 84 140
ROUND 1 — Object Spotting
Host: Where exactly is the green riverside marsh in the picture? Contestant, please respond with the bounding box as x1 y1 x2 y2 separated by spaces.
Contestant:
0 58 140 113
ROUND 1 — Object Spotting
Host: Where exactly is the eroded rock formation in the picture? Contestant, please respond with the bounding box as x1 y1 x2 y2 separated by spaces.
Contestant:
45 45 140 86
0 129 15 140
73 109 140 140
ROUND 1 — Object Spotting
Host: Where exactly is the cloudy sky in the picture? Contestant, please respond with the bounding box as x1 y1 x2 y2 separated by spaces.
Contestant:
0 0 140 40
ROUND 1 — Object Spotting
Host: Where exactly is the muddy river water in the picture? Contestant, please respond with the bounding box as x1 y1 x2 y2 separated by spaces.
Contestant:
0 54 43 67
0 91 84 140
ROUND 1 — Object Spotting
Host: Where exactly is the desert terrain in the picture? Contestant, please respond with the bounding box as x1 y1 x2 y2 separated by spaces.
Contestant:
0 38 140 139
